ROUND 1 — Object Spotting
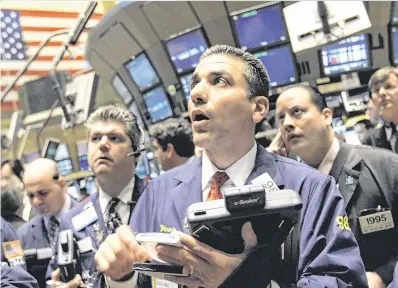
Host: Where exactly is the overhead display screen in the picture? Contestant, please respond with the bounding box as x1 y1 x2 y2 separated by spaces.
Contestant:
320 34 371 76
112 75 132 105
232 4 287 50
392 1 398 24
77 141 90 171
143 86 173 123
125 53 160 91
165 29 208 73
391 27 398 65
180 73 193 101
254 45 297 87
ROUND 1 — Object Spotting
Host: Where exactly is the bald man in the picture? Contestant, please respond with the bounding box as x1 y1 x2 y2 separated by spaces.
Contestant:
17 158 77 251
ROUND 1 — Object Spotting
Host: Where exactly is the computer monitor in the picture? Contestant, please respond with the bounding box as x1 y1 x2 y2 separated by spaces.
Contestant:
165 28 208 73
390 26 398 65
319 34 371 76
54 143 73 176
77 141 90 171
112 74 133 105
254 45 297 88
179 73 193 101
125 53 160 91
232 3 287 51
143 86 173 124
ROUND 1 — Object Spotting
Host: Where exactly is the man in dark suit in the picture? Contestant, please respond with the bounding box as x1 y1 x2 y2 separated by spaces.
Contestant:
94 45 368 288
269 84 398 287
47 106 148 288
363 67 398 153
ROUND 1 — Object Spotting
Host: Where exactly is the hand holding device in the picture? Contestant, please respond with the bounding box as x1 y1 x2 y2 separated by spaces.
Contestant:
57 230 82 283
94 225 151 281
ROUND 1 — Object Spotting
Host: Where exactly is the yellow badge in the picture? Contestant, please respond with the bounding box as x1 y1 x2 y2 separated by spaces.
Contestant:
160 224 177 233
336 216 351 231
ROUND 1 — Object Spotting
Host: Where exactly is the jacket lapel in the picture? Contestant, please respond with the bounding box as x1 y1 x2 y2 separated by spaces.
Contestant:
171 157 204 231
376 126 392 150
336 143 362 208
82 193 106 249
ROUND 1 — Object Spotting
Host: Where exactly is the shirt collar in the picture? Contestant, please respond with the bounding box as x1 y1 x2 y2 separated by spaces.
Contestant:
317 137 341 175
385 124 398 141
98 176 135 214
201 141 257 189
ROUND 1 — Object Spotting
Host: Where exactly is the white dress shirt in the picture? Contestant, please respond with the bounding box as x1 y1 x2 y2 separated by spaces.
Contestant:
99 176 136 225
385 124 398 152
43 193 72 233
317 138 341 175
201 141 257 200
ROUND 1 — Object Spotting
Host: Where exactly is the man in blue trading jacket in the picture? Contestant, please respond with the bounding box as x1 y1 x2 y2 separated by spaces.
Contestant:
1 216 20 261
47 106 148 288
268 84 398 287
95 45 368 287
18 158 77 250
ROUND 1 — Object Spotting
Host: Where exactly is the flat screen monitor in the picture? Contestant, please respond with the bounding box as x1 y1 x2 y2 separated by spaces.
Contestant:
112 75 133 104
165 29 208 73
125 53 160 91
54 143 73 176
77 141 90 171
319 34 371 76
143 86 173 123
232 4 287 50
391 26 398 65
254 45 297 87
179 73 193 101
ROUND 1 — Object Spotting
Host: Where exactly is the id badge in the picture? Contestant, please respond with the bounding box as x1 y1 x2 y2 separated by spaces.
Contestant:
152 278 179 288
72 206 98 231
358 210 394 234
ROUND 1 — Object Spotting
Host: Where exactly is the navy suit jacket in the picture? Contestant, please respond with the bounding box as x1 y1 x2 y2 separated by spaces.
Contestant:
1 265 39 288
17 196 78 250
130 144 368 287
47 177 147 288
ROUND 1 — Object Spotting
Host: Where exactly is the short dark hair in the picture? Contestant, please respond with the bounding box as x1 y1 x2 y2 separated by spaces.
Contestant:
1 159 24 180
200 45 270 134
1 188 21 216
200 45 270 99
368 66 398 93
150 118 195 158
282 84 328 112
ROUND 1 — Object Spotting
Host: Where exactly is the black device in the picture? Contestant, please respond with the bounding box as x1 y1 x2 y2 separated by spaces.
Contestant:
133 261 189 277
187 187 302 254
24 248 53 288
57 230 82 283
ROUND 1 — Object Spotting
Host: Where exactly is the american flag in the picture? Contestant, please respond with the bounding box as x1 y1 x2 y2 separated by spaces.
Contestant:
0 3 105 112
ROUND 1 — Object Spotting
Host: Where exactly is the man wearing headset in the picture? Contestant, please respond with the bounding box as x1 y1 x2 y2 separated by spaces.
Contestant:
47 106 148 288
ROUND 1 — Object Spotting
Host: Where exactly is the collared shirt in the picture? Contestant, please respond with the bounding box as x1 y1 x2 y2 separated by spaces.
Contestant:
43 193 71 233
99 176 135 225
317 138 341 175
201 141 257 200
385 124 398 152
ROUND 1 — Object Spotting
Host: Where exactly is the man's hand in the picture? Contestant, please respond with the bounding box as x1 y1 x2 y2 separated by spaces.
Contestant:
156 222 257 288
366 272 386 288
94 225 151 280
50 268 82 288
266 131 288 157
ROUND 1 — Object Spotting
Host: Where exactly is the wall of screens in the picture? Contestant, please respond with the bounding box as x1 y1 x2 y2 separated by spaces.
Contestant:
124 53 160 91
143 86 173 124
231 3 287 51
319 34 371 76
112 74 133 105
165 28 208 74
254 45 297 87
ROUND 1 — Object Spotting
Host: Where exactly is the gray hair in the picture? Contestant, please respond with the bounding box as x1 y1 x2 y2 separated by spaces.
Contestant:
85 105 141 149
368 66 398 92
200 45 270 99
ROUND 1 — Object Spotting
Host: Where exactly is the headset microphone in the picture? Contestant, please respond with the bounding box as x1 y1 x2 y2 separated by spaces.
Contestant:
128 126 146 157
